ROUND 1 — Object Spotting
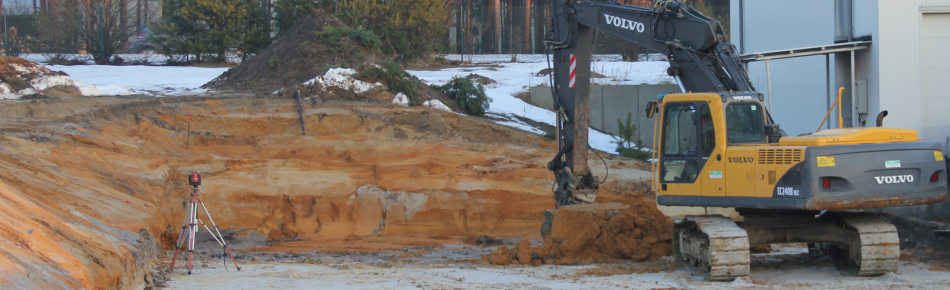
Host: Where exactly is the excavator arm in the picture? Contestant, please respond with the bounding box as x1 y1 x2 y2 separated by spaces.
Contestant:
547 0 755 207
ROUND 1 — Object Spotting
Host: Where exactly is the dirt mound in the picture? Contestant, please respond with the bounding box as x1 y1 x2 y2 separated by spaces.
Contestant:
204 9 381 93
486 202 672 265
0 56 80 99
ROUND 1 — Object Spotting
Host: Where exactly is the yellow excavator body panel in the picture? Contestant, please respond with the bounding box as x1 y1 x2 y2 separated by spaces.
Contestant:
778 127 918 146
720 144 805 198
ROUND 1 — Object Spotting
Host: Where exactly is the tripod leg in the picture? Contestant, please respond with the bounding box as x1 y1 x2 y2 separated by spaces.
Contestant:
169 217 189 269
199 198 241 271
187 195 198 275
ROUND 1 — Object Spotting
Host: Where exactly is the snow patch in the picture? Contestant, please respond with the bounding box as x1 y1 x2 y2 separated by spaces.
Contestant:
407 55 674 152
0 63 85 98
0 84 13 99
305 68 381 94
72 80 135 96
423 99 452 112
48 64 226 96
392 92 409 106
30 75 76 91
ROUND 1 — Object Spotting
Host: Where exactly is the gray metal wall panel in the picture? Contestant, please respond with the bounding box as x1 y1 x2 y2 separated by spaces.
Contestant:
853 1 881 129
747 56 832 136
739 0 836 52
734 0 841 136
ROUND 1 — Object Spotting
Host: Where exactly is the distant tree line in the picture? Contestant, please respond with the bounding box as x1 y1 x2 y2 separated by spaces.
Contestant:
4 0 451 64
2 0 726 64
4 0 143 64
447 0 728 59
152 0 453 63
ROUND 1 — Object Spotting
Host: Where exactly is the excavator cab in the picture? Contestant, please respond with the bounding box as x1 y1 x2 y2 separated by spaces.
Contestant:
650 92 770 199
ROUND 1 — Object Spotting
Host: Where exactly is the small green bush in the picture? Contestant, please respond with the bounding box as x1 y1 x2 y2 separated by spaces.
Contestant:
359 61 421 105
440 76 490 116
315 25 382 51
614 113 651 160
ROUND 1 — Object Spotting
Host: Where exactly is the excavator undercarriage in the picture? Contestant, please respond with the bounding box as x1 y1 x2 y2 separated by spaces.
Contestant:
673 211 900 281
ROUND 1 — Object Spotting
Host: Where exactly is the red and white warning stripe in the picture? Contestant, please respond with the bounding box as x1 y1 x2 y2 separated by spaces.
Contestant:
569 54 577 88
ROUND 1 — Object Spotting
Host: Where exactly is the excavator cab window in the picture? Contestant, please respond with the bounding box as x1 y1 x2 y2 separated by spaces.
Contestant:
660 102 711 183
726 103 765 143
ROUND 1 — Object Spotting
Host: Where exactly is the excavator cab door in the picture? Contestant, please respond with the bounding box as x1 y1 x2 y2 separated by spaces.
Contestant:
659 102 718 192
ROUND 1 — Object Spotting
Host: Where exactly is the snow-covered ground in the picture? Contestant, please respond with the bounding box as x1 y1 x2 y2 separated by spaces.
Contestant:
20 53 243 66
48 65 228 96
407 54 675 152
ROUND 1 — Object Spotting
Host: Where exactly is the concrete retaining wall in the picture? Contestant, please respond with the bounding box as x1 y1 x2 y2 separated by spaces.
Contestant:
528 83 680 148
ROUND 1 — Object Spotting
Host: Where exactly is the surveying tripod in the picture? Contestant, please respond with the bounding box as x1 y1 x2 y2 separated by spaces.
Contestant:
170 172 241 274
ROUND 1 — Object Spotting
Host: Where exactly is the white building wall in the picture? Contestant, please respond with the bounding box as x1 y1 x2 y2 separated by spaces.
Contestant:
875 0 950 145
877 1 925 135
921 13 950 148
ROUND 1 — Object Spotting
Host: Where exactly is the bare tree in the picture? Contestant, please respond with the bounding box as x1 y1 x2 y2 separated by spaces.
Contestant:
77 0 132 64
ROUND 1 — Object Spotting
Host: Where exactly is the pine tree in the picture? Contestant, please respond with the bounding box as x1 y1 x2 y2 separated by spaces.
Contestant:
180 0 248 62
240 0 273 61
153 0 275 63
336 0 450 61
151 0 203 62
275 0 320 37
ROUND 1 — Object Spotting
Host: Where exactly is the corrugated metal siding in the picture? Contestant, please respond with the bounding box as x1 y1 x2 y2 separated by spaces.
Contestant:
876 1 924 133
921 13 950 148
877 0 950 144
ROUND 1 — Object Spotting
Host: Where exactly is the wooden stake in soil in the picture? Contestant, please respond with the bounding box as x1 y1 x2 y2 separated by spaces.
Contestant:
186 108 191 149
295 90 306 135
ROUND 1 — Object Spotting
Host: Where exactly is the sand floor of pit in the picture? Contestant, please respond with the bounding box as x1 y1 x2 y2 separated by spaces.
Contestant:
165 243 950 289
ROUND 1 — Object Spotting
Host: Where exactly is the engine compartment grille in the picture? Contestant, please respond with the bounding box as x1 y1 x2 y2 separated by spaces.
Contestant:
757 148 804 165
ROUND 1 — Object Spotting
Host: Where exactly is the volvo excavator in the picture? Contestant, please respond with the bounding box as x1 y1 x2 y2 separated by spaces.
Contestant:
546 0 948 281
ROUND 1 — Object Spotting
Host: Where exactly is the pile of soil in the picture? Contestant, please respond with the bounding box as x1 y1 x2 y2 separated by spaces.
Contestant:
203 9 459 111
485 202 672 265
204 9 382 93
0 56 80 99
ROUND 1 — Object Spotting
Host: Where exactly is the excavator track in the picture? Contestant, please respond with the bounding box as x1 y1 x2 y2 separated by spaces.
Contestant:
673 215 750 281
839 213 900 276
